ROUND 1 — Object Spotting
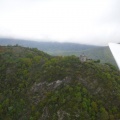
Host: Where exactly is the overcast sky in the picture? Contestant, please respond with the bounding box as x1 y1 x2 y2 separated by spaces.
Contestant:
0 0 120 45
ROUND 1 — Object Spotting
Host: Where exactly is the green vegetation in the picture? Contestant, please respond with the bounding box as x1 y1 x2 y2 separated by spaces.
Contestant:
0 45 120 120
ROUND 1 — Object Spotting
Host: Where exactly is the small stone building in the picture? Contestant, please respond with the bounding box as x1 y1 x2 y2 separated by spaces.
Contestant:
79 54 87 62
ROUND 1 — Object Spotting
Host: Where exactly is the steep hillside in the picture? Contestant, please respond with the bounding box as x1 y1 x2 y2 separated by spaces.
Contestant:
0 45 120 120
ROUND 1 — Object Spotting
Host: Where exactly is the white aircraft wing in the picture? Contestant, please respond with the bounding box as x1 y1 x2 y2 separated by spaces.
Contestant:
108 43 120 70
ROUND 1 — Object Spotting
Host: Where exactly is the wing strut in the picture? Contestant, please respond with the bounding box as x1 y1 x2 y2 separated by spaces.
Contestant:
108 43 120 70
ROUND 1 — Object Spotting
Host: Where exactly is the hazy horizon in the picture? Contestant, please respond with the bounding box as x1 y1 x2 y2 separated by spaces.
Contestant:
0 0 120 45
0 37 107 46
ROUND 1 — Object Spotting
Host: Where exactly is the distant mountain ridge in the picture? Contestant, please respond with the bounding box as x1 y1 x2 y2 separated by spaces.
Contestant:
0 37 117 67
0 38 99 51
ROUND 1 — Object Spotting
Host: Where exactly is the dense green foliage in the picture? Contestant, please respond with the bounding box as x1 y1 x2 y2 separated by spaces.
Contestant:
0 45 120 120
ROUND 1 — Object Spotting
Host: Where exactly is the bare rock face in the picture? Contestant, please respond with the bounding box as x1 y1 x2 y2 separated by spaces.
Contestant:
31 77 72 92
31 82 47 93
57 110 70 120
30 77 72 104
